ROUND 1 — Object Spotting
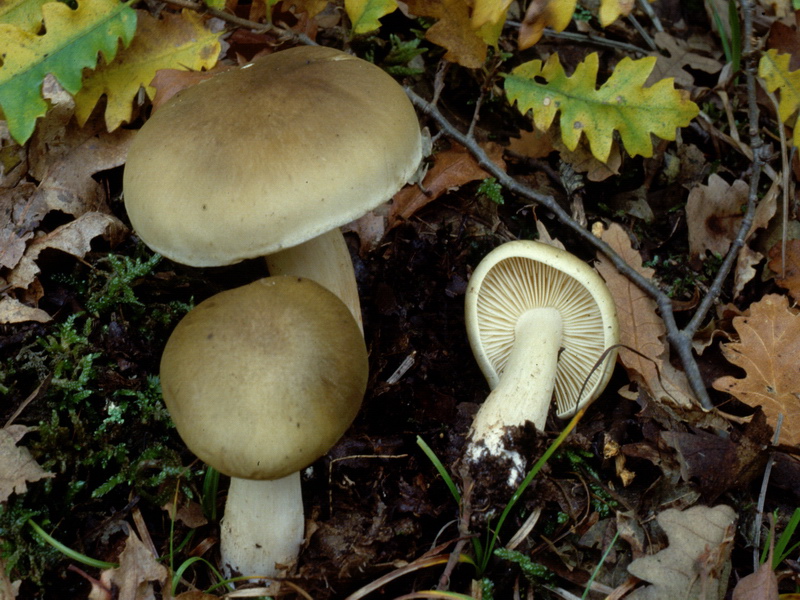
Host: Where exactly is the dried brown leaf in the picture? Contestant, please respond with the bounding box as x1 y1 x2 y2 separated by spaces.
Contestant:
713 294 800 445
768 239 800 301
595 223 694 407
6 211 126 292
0 425 53 503
96 530 168 600
404 0 487 68
627 505 736 600
686 175 748 260
648 32 723 88
389 142 505 227
731 560 779 600
0 296 51 324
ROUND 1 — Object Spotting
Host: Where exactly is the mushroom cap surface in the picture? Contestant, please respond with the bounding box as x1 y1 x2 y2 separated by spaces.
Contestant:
160 276 368 480
465 240 619 419
123 45 422 266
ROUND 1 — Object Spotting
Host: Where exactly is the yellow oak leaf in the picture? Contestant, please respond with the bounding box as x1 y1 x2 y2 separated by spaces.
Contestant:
0 0 50 31
713 294 800 445
759 49 800 148
405 0 487 68
505 52 699 162
0 0 137 143
518 0 576 50
599 0 635 27
471 0 513 45
74 10 221 131
345 0 398 34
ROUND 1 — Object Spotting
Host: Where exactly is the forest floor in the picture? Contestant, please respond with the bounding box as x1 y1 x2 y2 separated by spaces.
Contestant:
2 0 800 598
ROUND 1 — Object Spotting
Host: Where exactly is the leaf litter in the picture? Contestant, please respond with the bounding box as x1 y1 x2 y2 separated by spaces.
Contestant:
2 0 800 598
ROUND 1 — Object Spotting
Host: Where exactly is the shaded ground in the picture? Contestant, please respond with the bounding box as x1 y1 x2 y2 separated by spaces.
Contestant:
3 0 800 598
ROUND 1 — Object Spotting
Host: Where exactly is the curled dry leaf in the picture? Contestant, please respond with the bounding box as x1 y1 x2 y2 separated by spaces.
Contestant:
713 294 800 445
686 174 748 261
0 425 53 503
595 223 694 407
5 211 126 292
93 530 168 600
627 504 737 600
389 142 505 227
731 559 779 600
768 238 800 301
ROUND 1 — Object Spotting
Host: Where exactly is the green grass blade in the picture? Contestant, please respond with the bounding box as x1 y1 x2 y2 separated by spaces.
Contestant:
28 519 118 570
417 435 461 505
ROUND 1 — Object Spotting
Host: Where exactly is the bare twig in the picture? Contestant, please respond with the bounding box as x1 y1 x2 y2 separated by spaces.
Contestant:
405 88 715 410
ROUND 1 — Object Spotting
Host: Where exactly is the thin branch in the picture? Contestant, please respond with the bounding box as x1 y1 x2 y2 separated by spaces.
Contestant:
405 88 717 410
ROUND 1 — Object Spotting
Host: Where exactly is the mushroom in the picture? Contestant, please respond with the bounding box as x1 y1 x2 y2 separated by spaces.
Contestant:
464 240 619 485
123 45 422 329
160 276 368 578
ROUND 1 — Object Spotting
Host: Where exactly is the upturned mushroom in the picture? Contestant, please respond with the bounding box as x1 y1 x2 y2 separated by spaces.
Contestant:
160 276 368 578
123 45 422 329
464 240 619 485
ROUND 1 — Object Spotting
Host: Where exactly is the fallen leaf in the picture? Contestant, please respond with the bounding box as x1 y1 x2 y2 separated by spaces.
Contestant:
686 174 748 260
599 0 635 26
595 223 694 407
731 559 779 599
405 0 487 68
96 530 168 600
768 239 800 301
0 296 51 323
389 142 505 227
149 65 232 111
647 32 723 88
0 555 20 600
0 425 53 503
518 0 576 49
6 211 126 291
767 19 800 71
74 10 222 131
713 294 800 446
627 504 736 600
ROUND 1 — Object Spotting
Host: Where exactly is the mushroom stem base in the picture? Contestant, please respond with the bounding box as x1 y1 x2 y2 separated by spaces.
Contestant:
220 472 304 580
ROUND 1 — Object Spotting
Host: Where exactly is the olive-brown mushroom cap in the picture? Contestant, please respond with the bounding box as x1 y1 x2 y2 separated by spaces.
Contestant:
160 276 368 480
123 46 422 267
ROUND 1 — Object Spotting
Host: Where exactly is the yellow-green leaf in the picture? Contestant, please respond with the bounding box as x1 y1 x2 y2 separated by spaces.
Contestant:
345 0 398 34
74 10 221 131
0 0 137 144
0 0 50 31
504 52 699 162
759 49 800 148
599 0 635 27
471 0 512 30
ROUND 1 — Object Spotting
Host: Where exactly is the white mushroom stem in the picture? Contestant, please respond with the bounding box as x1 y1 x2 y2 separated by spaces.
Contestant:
220 472 304 580
468 307 563 462
266 229 363 333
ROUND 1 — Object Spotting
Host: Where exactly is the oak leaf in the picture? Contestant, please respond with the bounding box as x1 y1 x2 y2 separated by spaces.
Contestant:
0 0 50 31
505 52 699 162
595 223 694 407
768 239 800 301
759 49 800 148
627 505 736 600
648 32 723 88
405 0 492 68
94 530 168 600
599 0 634 27
686 174 748 260
389 142 505 227
74 10 222 131
345 0 398 34
518 0 576 49
0 425 53 503
0 0 137 143
713 294 800 445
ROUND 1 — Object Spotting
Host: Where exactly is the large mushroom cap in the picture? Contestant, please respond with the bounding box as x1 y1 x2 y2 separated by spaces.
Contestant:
160 276 368 480
123 45 422 266
466 240 619 419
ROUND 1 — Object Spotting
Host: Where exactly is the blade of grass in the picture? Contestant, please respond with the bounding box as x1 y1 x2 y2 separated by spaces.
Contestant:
28 519 118 570
417 435 461 505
